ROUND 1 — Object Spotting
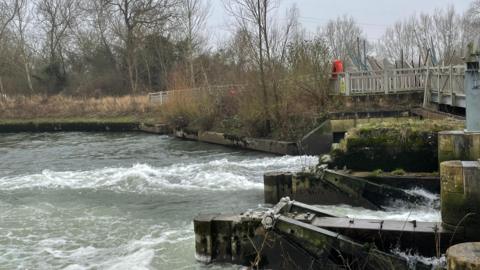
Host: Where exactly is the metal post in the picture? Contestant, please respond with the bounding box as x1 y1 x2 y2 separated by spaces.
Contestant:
465 39 480 132
465 58 480 132
423 66 431 108
449 65 454 106
384 70 389 95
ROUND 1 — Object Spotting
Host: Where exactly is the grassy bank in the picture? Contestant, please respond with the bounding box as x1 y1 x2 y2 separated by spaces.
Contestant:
0 95 163 124
0 116 139 124
0 95 165 132
0 95 160 120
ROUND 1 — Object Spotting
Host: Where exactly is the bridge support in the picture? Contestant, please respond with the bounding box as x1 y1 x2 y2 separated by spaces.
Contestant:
440 161 480 241
447 242 480 270
466 51 480 132
440 43 480 245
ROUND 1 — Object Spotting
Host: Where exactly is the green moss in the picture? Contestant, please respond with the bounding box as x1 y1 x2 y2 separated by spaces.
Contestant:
330 119 464 172
391 169 406 176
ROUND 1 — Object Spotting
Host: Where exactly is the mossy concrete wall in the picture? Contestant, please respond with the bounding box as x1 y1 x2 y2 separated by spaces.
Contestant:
441 160 480 241
330 117 411 133
331 120 464 172
439 131 480 163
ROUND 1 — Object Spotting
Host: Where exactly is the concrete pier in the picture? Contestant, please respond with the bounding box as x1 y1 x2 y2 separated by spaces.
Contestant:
441 160 480 240
447 242 480 270
439 131 480 163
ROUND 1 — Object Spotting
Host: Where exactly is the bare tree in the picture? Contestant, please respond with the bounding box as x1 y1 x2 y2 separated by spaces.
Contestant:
178 0 210 88
223 0 297 133
433 6 460 64
103 0 178 93
37 0 77 94
378 16 419 66
0 0 19 95
378 6 464 66
13 0 35 93
322 15 363 62
460 1 480 55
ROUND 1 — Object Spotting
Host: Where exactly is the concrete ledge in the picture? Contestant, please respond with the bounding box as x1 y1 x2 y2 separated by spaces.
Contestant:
139 123 171 135
411 107 466 121
174 128 199 140
174 129 299 155
330 116 414 133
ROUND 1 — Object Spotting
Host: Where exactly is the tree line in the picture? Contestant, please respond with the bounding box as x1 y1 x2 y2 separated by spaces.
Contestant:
0 0 479 98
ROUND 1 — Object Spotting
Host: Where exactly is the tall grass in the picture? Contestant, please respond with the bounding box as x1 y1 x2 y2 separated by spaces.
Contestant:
0 95 158 120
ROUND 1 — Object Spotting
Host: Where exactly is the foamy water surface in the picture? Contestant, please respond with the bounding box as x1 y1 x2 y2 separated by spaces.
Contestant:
0 133 440 269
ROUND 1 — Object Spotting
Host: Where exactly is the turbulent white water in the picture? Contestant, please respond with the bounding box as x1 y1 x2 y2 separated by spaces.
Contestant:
0 133 319 269
0 155 315 192
0 133 441 269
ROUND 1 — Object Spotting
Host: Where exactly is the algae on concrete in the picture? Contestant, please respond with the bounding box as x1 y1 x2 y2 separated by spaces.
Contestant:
330 119 464 172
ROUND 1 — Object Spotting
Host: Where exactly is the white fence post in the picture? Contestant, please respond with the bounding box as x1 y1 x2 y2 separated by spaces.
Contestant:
345 72 351 96
384 70 389 95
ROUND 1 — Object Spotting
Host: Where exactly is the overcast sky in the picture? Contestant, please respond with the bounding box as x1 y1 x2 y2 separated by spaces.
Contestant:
207 0 472 45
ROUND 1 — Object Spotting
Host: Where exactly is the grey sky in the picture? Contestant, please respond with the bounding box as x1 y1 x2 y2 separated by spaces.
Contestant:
207 0 472 44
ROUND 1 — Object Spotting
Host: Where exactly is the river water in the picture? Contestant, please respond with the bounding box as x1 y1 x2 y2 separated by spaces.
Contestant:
0 133 441 269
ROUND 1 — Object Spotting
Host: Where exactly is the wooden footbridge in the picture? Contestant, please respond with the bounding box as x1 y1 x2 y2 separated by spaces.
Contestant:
149 65 467 109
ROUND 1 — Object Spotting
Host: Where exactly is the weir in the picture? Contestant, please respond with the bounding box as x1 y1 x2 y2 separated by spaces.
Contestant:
194 198 464 269
193 40 480 269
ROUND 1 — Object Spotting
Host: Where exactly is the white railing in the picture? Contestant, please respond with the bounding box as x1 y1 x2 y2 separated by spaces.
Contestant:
148 84 245 105
332 65 465 98
428 66 465 96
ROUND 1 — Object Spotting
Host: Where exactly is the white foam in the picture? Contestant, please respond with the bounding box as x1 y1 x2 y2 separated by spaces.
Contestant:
313 202 441 222
393 249 446 268
0 156 317 192
104 248 155 270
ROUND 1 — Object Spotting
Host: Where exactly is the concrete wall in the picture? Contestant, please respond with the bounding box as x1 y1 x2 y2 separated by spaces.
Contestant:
174 129 299 155
298 120 333 155
441 160 480 241
330 117 414 133
139 123 171 135
439 131 480 163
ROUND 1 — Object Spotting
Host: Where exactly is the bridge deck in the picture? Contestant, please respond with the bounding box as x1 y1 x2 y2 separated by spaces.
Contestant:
331 65 466 108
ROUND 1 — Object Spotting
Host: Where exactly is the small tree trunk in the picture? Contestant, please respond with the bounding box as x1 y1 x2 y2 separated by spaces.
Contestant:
24 58 34 93
257 0 270 134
